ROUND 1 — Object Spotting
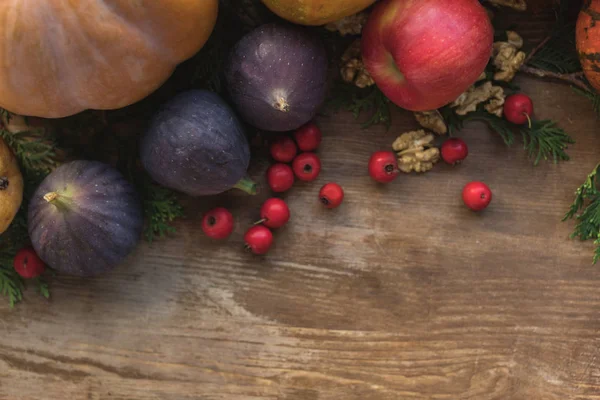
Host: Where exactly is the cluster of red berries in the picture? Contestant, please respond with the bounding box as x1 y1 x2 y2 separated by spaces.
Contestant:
267 122 344 208
201 122 344 255
367 139 491 211
367 93 535 212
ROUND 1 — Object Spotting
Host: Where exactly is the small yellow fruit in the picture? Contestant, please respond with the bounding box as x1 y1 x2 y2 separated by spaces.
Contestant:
0 137 23 234
261 0 376 26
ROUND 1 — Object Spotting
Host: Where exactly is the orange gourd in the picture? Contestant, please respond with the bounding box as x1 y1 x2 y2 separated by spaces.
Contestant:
0 1 218 118
577 0 600 93
261 0 376 26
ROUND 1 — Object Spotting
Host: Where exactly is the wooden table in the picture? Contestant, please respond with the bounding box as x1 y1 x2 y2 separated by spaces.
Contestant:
1 76 599 400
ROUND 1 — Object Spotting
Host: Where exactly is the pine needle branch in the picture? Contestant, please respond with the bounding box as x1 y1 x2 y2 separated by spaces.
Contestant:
442 107 574 165
572 86 600 120
563 164 600 264
138 176 185 243
326 81 392 129
0 250 24 307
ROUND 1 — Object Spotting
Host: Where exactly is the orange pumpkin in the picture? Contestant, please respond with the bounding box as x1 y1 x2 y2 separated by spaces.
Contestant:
0 1 218 118
261 0 376 26
577 0 600 93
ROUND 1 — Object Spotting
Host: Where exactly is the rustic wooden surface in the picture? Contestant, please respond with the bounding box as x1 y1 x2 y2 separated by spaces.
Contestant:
0 75 599 400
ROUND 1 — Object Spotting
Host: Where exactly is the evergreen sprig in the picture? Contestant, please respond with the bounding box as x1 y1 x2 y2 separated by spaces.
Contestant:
326 81 392 129
0 117 59 306
442 107 574 165
139 177 185 243
563 164 600 264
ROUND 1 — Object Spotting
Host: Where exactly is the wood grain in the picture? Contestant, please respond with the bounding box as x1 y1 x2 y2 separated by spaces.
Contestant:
0 76 599 400
2 5 600 397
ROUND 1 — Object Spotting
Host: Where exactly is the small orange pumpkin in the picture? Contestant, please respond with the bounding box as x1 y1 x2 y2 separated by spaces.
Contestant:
0 1 218 118
577 0 600 93
261 0 376 26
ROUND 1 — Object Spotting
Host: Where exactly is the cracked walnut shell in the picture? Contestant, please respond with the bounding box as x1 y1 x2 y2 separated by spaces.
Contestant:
325 12 369 36
340 40 374 88
414 110 448 135
450 81 506 117
392 130 440 173
492 31 526 82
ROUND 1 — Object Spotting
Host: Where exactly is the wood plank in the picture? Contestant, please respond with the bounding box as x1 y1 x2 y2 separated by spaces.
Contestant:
0 75 599 400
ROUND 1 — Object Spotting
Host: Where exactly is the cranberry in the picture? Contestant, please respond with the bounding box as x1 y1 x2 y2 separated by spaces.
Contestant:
13 247 46 279
270 136 297 163
462 181 492 211
319 183 344 209
201 207 234 239
504 94 534 127
244 225 274 255
294 122 322 151
441 138 469 164
292 153 321 182
259 198 290 229
368 151 399 183
266 163 295 192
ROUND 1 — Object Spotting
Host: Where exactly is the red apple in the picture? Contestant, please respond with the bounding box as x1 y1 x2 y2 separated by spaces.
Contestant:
361 0 493 111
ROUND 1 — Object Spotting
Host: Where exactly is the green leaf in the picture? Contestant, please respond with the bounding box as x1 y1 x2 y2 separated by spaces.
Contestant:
563 164 600 264
325 81 392 130
36 277 50 299
138 176 185 243
0 262 24 308
572 87 600 120
526 24 581 75
521 120 575 165
441 107 574 165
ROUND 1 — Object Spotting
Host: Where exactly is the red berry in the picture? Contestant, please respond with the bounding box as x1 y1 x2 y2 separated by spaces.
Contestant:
244 225 274 255
504 94 534 126
292 152 321 182
270 136 297 163
259 198 290 229
441 138 469 164
368 151 399 183
266 163 295 192
13 247 45 279
462 181 492 211
202 207 234 239
319 183 344 209
294 122 322 151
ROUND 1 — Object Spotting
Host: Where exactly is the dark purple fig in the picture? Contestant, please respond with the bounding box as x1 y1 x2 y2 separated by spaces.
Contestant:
140 90 256 197
28 161 143 277
225 23 328 132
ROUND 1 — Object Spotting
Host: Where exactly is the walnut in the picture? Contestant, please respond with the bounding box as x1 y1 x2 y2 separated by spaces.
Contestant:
450 81 506 117
414 110 447 135
487 0 527 11
340 40 374 88
392 130 440 173
492 31 526 82
325 12 369 36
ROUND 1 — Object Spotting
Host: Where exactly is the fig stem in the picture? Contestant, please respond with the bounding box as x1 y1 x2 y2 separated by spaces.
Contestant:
273 97 290 112
43 192 59 203
43 192 72 210
233 176 258 195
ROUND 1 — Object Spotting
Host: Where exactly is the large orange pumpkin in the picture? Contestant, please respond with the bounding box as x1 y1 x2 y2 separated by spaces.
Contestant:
0 1 218 118
577 0 600 93
261 0 376 26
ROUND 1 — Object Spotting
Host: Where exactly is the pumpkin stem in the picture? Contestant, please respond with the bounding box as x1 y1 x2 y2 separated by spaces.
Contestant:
273 97 290 112
0 177 8 190
233 176 258 195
